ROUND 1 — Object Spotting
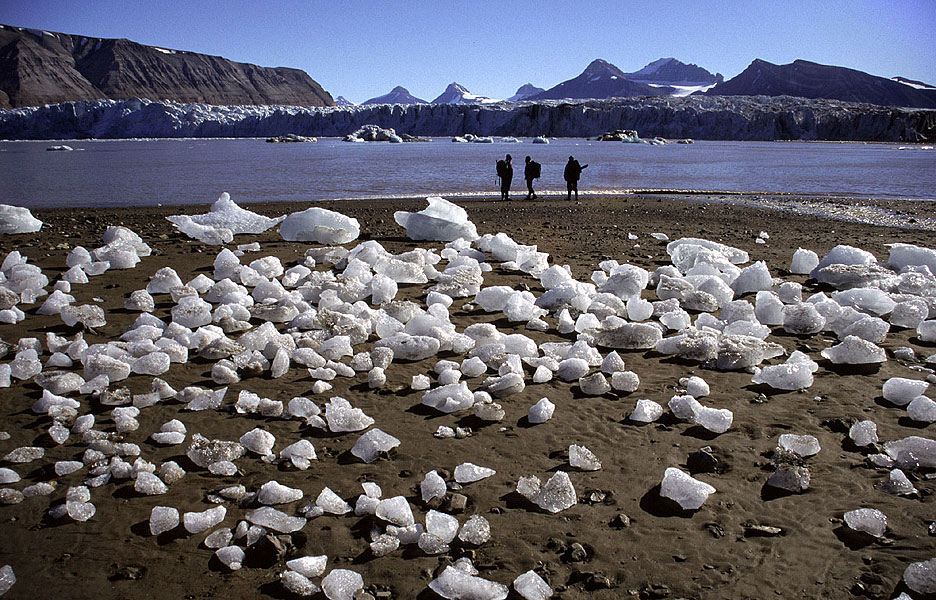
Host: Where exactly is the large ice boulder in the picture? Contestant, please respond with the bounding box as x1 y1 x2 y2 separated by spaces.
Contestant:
394 197 479 242
168 193 284 237
280 207 360 244
0 205 42 234
888 243 936 274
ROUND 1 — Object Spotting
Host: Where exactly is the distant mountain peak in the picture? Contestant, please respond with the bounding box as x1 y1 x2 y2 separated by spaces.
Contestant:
626 58 722 86
508 83 544 102
431 82 498 105
361 86 426 105
532 59 668 101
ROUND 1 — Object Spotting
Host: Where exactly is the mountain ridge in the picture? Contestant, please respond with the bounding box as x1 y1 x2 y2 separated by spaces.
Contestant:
0 23 334 108
707 58 936 108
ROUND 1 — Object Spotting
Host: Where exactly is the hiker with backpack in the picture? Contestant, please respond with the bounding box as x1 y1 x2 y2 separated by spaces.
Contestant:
563 155 588 201
524 155 541 200
496 154 513 201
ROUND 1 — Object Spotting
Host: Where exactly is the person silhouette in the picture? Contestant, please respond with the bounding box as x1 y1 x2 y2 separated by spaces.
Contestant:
563 155 588 201
524 155 541 200
496 154 513 201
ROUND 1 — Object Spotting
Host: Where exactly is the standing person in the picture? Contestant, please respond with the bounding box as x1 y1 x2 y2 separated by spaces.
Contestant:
563 155 588 201
496 154 513 201
524 155 541 200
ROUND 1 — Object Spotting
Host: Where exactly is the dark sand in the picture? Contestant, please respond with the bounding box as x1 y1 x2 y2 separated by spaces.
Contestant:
0 194 934 600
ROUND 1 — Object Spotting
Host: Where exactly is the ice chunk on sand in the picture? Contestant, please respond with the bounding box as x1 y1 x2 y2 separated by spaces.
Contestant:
394 197 479 241
812 244 877 275
245 506 306 532
240 428 275 456
376 496 414 526
280 207 360 244
170 192 284 235
844 508 887 538
429 566 508 600
186 433 245 468
258 481 303 505
904 557 936 595
215 546 244 571
0 204 42 234
908 396 936 423
287 555 328 578
325 397 374 432
421 470 447 503
569 444 601 471
351 429 400 463
883 377 929 406
281 570 319 596
149 505 180 535
455 463 496 483
513 570 552 600
422 382 475 413
316 487 352 515
751 351 818 390
528 397 555 424
426 509 459 543
778 434 820 457
849 420 878 447
629 399 663 423
457 514 491 546
790 248 819 274
374 333 440 361
166 215 233 245
660 467 715 510
820 335 886 364
518 471 577 513
183 506 226 533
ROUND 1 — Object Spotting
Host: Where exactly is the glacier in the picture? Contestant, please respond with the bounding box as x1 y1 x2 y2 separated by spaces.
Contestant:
0 95 931 141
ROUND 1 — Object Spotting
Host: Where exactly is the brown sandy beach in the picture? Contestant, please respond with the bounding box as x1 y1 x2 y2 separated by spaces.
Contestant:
0 193 934 600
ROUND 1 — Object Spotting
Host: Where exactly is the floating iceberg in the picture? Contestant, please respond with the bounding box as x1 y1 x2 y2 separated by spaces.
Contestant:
394 197 479 242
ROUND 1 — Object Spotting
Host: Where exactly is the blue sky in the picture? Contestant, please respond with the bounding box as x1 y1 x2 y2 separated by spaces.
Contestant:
2 0 934 104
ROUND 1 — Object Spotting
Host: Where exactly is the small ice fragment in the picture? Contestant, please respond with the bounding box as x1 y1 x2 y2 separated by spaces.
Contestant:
629 399 663 423
660 467 715 510
320 568 364 600
844 508 887 538
778 434 820 457
569 444 601 471
454 463 496 483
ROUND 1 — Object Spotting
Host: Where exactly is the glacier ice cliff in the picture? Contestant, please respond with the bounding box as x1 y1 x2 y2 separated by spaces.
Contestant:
0 95 932 142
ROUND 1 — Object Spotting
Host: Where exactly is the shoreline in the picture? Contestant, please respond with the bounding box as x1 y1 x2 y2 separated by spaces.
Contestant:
1 194 934 599
26 191 936 233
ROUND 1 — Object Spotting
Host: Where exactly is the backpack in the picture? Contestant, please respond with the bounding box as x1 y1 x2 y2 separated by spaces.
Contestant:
496 159 508 178
529 160 541 179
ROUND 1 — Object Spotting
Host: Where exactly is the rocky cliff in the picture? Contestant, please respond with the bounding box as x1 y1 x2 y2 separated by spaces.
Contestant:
2 95 932 142
0 24 334 108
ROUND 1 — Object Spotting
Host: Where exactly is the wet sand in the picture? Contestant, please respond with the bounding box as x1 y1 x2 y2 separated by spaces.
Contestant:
0 193 934 600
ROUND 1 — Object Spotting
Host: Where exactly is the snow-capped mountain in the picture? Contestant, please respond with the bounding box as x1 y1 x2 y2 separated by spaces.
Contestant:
431 83 499 104
334 96 356 107
625 58 723 96
531 59 669 100
892 77 936 91
361 86 426 105
508 83 545 102
626 58 722 86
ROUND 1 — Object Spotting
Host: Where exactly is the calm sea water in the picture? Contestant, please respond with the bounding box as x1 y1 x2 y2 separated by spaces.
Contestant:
0 138 933 209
